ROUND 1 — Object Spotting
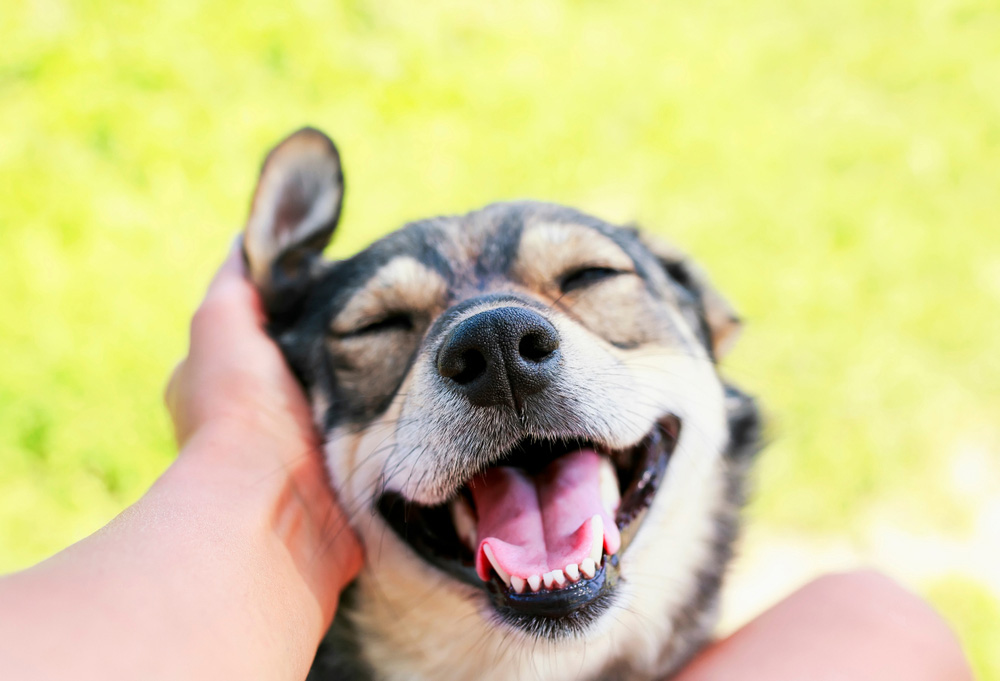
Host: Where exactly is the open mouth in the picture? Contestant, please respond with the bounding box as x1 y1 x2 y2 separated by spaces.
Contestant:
376 415 681 635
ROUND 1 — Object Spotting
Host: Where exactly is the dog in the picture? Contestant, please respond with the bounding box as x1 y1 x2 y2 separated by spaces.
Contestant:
241 128 762 681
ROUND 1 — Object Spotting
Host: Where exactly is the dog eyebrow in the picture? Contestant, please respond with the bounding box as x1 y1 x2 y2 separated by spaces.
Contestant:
513 222 635 287
330 256 449 333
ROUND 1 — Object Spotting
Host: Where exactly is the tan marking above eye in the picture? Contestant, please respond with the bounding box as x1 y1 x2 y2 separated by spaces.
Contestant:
513 222 635 290
331 257 449 335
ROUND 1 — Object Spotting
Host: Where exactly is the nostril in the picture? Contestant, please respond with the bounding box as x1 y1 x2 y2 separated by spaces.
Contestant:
451 349 487 385
518 331 559 363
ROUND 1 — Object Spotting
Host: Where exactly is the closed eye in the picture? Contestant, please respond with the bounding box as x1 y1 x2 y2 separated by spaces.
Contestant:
559 266 630 293
343 313 414 337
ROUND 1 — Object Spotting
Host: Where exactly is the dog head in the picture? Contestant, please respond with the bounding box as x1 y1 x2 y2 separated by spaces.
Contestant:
243 128 758 679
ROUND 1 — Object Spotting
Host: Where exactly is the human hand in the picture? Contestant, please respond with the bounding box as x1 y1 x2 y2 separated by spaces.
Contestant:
0 239 361 681
165 238 362 623
167 238 315 453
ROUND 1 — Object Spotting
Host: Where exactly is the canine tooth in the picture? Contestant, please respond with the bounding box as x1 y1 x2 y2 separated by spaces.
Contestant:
482 544 511 587
599 457 621 514
581 558 597 579
565 563 580 582
511 576 526 594
543 572 556 590
527 574 542 592
551 569 567 588
449 496 477 551
589 515 604 565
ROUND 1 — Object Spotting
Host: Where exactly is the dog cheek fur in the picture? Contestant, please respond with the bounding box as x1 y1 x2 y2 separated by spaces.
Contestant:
317 344 743 681
255 196 761 680
305 216 755 679
370 303 716 506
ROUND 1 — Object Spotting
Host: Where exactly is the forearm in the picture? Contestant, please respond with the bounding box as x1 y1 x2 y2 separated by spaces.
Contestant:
674 571 973 681
0 425 349 681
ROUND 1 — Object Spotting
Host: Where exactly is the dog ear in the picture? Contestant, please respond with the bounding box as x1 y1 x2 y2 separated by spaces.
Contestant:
243 127 343 317
641 233 742 359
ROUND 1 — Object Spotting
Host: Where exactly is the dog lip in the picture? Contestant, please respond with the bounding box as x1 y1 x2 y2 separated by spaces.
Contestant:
486 555 617 621
374 415 681 636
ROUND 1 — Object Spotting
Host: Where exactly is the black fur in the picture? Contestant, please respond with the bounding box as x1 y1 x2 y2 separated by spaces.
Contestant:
241 131 764 679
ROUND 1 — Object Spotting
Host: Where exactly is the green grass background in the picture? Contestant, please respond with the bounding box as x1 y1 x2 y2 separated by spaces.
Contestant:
1 0 998 676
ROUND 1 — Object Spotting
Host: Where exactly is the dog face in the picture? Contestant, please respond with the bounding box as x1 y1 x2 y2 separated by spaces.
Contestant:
243 129 758 681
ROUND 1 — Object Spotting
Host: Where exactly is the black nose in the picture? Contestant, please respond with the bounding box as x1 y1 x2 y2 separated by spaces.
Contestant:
437 306 561 410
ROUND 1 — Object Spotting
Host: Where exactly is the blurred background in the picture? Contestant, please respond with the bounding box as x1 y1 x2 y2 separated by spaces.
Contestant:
1 0 998 675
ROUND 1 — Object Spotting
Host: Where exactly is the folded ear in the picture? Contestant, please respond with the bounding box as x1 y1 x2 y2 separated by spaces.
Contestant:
243 127 343 317
641 233 742 360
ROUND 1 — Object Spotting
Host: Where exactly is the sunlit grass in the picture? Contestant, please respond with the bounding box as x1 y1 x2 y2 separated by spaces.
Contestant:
928 576 1000 681
2 0 998 671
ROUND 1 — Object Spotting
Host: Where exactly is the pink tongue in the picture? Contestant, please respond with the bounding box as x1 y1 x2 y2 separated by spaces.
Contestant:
471 449 621 581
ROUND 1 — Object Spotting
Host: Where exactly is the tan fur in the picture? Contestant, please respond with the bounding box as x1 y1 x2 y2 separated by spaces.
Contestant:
513 222 635 291
322 262 730 679
331 257 449 334
638 233 742 358
241 131 750 680
317 221 734 674
325 337 730 681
